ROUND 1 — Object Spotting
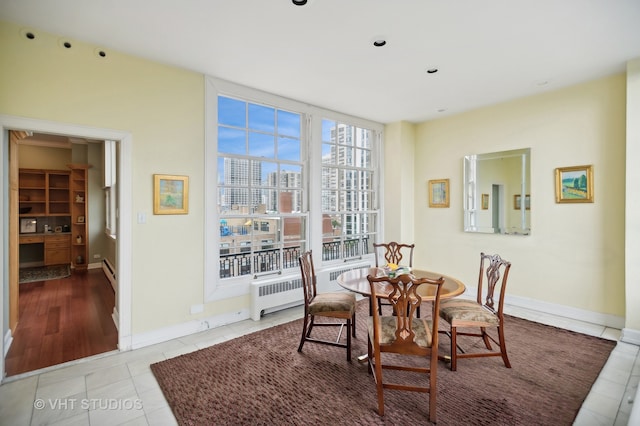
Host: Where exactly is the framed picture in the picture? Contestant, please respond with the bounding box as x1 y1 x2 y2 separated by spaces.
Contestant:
154 174 189 214
77 215 85 223
20 217 37 234
514 194 531 210
428 179 450 208
481 193 489 210
555 165 594 203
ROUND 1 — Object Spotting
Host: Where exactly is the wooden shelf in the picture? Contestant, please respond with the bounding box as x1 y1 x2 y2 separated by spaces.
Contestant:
68 164 91 271
19 169 70 216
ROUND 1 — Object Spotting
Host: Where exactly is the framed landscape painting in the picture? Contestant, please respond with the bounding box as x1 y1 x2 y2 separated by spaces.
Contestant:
428 179 450 208
555 165 593 203
154 174 189 214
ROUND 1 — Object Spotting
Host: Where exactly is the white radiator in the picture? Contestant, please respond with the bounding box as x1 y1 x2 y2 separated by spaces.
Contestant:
249 261 371 321
250 275 304 321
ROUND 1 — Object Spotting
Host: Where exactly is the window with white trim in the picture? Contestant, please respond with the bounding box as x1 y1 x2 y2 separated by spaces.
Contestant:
206 77 382 300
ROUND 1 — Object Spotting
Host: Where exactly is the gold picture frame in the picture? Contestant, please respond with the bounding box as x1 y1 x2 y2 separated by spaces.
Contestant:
481 193 489 210
513 194 531 210
154 174 189 214
428 179 450 208
555 165 594 203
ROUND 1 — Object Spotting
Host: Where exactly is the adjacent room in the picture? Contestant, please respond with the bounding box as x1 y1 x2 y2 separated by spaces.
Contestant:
1 1 640 425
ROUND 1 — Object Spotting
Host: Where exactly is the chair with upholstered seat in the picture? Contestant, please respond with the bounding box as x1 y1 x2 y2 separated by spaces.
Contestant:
439 252 512 371
298 250 356 361
373 242 415 315
366 272 444 422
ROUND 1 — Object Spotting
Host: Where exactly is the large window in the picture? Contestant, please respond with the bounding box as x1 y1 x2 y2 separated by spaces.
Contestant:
206 77 382 300
217 96 306 278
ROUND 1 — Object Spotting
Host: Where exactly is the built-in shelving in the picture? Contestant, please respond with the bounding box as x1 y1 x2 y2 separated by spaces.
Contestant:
68 164 91 271
19 169 70 216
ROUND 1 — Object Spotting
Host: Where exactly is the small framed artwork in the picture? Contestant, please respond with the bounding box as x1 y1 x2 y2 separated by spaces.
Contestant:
428 179 450 208
514 194 531 210
481 193 489 210
77 215 85 223
555 165 594 203
154 174 189 215
20 217 37 234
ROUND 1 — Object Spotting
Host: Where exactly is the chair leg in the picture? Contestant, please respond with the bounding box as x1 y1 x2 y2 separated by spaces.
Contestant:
498 325 511 368
429 353 438 423
352 312 356 337
481 326 493 350
346 319 352 362
297 314 309 352
374 352 385 416
450 327 458 371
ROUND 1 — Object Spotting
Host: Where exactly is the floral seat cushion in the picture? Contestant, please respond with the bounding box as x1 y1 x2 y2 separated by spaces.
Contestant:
309 292 356 315
367 316 434 348
439 299 499 328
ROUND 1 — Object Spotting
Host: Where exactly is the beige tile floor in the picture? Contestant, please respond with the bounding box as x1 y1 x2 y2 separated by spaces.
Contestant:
0 302 637 426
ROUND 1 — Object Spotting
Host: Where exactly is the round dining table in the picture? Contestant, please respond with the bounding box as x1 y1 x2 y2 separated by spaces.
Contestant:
336 267 466 301
336 266 466 362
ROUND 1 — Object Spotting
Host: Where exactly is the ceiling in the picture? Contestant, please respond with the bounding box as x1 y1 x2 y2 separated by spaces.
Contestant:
2 0 640 124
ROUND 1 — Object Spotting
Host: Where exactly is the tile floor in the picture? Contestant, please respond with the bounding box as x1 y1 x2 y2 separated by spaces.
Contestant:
0 302 638 426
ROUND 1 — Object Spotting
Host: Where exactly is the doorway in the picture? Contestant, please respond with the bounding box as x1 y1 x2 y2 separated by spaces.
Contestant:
0 115 133 380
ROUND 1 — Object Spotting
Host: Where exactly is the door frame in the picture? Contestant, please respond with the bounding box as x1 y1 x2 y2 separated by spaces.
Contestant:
0 114 133 380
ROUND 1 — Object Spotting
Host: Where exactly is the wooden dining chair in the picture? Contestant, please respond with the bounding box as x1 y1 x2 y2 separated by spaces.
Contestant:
373 242 416 316
439 252 512 371
366 272 444 422
298 250 357 361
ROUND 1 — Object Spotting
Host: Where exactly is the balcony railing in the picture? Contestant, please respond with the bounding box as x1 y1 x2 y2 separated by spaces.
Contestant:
219 237 369 278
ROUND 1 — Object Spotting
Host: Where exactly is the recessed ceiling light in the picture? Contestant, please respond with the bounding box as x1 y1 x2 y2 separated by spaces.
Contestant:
25 32 35 40
437 108 447 113
373 39 387 47
426 68 438 74
292 0 308 5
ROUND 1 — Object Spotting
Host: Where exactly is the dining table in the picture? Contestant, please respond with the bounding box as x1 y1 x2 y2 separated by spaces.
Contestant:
336 266 466 362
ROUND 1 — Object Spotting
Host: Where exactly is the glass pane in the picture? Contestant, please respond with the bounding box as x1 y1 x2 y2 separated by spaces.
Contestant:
280 165 301 188
358 191 374 210
359 171 372 190
278 110 301 138
218 96 246 127
321 143 334 164
341 170 356 190
249 132 275 158
322 190 338 212
278 136 300 161
354 127 372 149
322 119 335 143
256 161 277 186
322 167 338 189
355 147 371 168
248 103 275 133
219 188 249 211
280 190 302 213
218 127 246 154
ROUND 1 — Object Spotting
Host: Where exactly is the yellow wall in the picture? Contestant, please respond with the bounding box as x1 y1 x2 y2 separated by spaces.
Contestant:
400 74 626 317
0 19 629 337
0 21 224 334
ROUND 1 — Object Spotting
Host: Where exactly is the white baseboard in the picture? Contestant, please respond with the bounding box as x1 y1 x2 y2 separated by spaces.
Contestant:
130 308 251 350
462 285 625 330
621 327 640 346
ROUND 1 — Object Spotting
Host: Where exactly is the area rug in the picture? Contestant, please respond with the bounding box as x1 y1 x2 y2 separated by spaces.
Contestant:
19 264 71 283
151 300 616 425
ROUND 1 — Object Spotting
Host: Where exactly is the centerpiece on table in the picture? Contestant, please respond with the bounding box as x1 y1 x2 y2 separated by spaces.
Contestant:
383 263 411 278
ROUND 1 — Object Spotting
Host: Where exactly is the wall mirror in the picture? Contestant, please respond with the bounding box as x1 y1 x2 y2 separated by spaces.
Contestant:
463 148 531 235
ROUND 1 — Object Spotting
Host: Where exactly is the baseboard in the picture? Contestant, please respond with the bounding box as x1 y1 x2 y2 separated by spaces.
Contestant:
621 327 640 346
463 285 625 330
3 329 12 357
130 308 250 350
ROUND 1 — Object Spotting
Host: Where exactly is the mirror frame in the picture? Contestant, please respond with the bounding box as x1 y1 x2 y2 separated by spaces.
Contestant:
463 148 531 235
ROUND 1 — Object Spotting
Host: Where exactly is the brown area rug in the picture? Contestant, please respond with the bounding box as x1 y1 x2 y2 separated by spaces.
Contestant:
151 300 616 425
19 264 71 283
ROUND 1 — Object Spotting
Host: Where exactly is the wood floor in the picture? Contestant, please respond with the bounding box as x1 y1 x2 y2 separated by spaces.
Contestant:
5 269 118 376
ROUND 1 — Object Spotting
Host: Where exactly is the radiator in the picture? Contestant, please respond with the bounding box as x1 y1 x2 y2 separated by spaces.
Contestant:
249 261 371 321
250 276 304 321
102 259 117 291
